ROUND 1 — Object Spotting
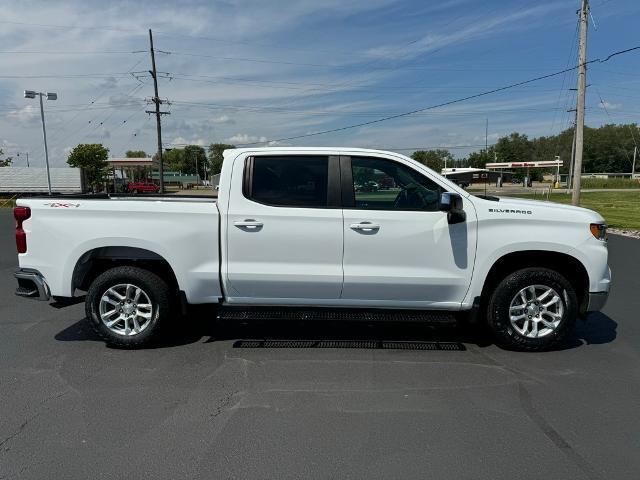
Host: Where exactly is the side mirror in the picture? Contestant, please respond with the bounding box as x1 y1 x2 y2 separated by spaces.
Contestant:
440 192 466 224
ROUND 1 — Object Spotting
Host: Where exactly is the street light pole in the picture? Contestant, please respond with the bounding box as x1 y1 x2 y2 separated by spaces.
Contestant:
38 93 52 195
24 90 57 195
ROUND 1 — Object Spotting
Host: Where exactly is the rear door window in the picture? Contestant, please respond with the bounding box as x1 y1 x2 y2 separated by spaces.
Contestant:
246 156 330 207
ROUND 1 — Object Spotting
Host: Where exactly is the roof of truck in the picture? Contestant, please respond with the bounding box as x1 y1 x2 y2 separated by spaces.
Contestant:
223 147 406 157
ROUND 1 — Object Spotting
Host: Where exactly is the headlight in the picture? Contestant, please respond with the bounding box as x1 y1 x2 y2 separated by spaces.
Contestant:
590 223 607 241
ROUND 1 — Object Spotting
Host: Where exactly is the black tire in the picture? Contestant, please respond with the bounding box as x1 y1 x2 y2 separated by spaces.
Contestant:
486 267 577 351
85 266 173 348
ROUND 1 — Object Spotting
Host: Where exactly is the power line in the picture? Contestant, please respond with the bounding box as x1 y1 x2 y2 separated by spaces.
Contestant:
549 17 580 138
159 51 337 68
0 50 146 55
0 73 137 79
165 141 496 151
168 99 584 117
596 88 639 150
161 71 563 91
233 44 640 147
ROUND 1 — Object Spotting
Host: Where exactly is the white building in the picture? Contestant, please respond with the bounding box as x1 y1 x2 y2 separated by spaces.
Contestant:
0 167 83 193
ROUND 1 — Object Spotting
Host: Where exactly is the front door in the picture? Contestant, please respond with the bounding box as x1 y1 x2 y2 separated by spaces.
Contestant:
341 156 475 308
225 154 343 303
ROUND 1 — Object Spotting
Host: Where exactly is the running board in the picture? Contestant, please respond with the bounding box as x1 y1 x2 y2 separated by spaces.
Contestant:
217 307 456 324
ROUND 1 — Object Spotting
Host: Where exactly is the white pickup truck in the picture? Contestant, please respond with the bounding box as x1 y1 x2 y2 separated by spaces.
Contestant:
13 148 611 351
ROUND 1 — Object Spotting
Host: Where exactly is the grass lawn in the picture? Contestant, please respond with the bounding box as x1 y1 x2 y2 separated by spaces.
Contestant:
506 191 640 230
0 198 16 208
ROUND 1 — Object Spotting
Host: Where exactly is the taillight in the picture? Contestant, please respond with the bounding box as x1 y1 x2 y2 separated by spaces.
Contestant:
14 206 31 254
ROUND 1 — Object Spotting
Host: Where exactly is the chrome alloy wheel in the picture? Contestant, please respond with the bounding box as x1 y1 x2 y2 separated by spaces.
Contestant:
509 284 565 338
99 284 154 336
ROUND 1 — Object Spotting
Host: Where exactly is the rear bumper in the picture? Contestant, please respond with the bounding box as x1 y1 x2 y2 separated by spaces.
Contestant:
15 268 51 301
587 291 608 312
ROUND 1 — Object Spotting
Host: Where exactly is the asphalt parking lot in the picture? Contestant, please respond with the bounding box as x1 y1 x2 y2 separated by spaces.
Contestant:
1 208 639 480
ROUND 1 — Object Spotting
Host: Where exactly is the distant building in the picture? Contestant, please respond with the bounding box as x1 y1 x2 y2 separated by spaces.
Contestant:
0 167 83 194
441 167 510 186
149 171 201 187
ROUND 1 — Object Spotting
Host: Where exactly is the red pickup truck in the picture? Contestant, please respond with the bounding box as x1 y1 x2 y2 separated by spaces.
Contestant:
126 182 160 194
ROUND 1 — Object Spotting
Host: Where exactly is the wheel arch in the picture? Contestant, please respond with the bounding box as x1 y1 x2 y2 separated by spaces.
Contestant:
479 250 590 316
71 246 180 296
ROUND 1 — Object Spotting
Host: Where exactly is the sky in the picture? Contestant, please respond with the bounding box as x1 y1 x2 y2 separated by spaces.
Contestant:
0 0 638 168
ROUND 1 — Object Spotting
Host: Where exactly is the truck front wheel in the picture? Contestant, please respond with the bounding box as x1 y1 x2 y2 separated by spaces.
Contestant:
486 268 577 351
85 266 172 348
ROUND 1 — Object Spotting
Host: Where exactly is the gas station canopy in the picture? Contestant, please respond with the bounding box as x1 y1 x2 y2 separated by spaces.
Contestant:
107 158 153 167
485 160 563 169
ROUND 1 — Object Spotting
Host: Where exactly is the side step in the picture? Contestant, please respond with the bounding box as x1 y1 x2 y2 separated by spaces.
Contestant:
217 307 456 324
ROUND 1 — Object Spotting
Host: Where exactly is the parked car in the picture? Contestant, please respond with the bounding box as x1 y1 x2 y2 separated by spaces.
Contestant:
126 182 160 194
13 147 610 351
361 181 379 192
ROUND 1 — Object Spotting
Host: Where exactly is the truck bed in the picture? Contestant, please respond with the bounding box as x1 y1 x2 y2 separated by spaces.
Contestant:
16 195 221 303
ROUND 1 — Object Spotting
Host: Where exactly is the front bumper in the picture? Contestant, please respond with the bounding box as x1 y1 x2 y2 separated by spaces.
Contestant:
15 268 51 301
587 291 608 312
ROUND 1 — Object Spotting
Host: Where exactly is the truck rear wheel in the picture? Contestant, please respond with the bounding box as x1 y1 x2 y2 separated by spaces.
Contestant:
486 268 577 351
85 266 172 348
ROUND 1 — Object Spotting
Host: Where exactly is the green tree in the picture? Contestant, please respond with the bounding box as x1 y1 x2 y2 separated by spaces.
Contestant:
466 147 495 169
411 149 454 172
184 145 207 179
464 123 639 176
67 144 110 190
125 150 147 158
494 132 533 164
207 143 235 175
0 148 12 167
161 149 186 172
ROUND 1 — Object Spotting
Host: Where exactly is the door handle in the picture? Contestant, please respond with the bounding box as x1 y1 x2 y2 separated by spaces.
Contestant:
234 219 263 229
350 222 380 231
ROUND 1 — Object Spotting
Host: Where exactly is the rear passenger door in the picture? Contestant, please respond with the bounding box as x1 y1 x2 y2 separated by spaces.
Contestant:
225 154 343 303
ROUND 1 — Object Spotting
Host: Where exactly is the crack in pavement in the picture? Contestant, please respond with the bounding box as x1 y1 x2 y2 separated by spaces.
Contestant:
0 390 69 452
470 346 603 480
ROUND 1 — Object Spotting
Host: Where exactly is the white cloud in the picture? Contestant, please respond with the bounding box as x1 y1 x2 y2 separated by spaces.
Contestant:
170 136 206 146
7 105 40 125
366 3 568 59
225 133 268 144
208 115 235 125
599 101 622 110
267 140 290 146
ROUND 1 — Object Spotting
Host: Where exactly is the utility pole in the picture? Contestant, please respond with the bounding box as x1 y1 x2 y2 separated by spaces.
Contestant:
566 123 576 193
16 152 29 168
147 29 169 194
485 118 489 152
632 146 637 179
572 0 589 206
